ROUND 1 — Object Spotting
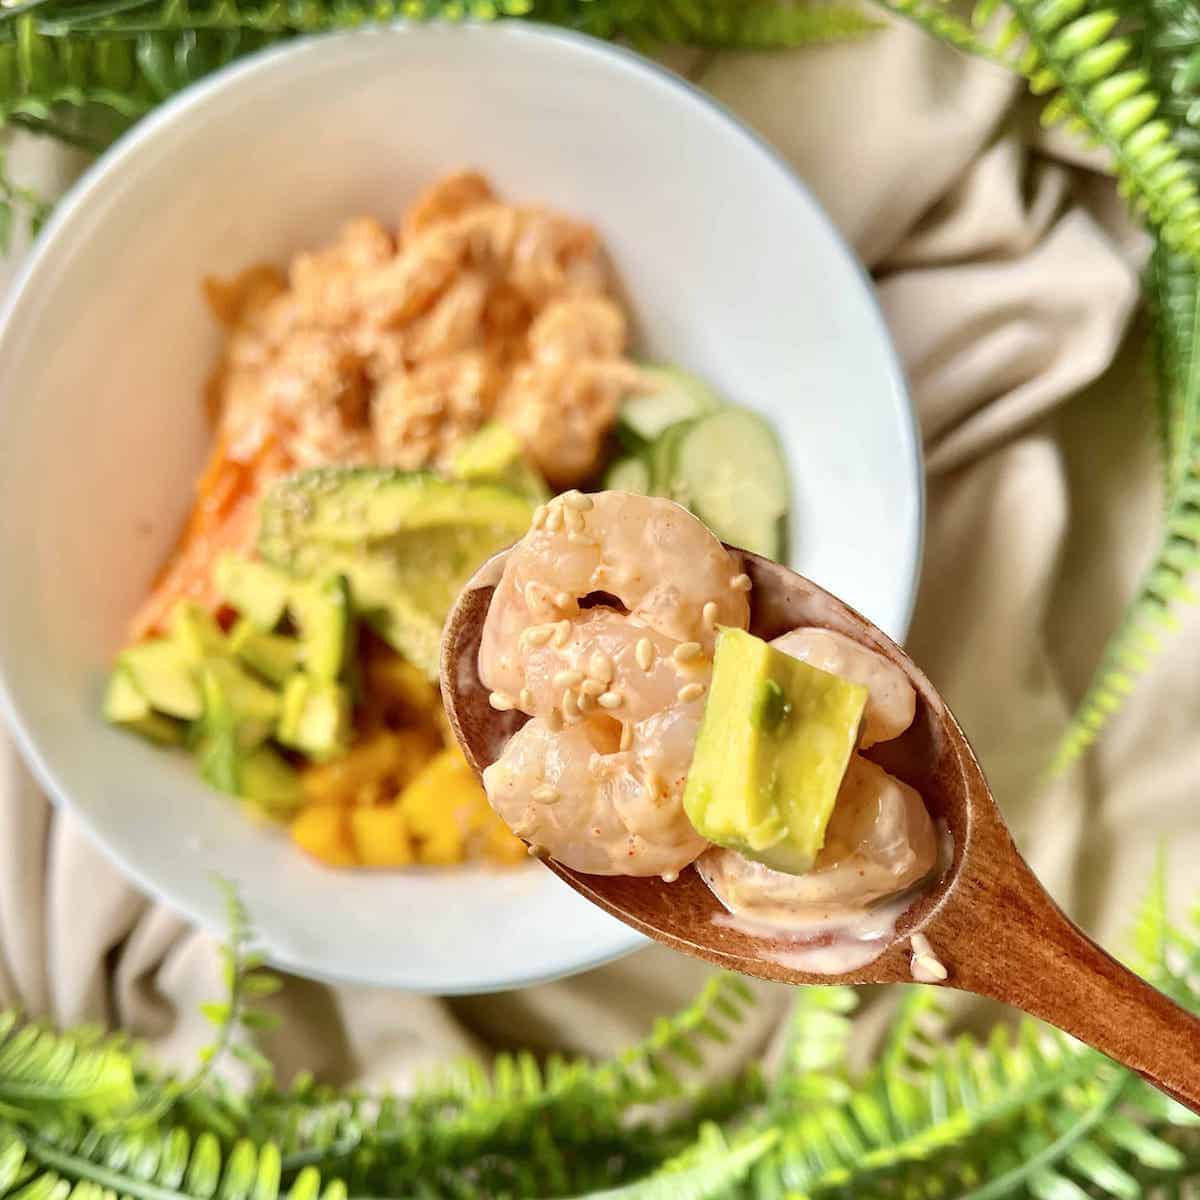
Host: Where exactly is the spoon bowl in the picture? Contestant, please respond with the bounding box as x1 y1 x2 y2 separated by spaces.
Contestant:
443 545 1200 1111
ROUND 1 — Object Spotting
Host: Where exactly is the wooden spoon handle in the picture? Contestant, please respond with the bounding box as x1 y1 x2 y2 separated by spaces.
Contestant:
922 824 1200 1113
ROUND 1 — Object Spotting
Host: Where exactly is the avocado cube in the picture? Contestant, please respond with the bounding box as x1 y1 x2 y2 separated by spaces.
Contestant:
683 627 868 875
118 639 203 721
196 666 241 795
214 554 291 631
240 747 303 817
277 674 351 762
103 666 151 724
291 574 352 683
231 620 303 685
450 422 550 503
170 601 226 660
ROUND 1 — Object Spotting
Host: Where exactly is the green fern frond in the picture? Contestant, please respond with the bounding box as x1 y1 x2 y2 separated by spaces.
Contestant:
770 986 856 1114
576 1124 778 1200
0 1014 135 1125
882 0 1200 258
0 1121 344 1200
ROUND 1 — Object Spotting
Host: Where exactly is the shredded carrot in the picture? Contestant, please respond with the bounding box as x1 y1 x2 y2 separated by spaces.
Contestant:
129 435 291 640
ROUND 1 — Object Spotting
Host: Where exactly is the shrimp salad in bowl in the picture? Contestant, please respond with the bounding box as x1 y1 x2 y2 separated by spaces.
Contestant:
473 490 940 970
101 172 790 875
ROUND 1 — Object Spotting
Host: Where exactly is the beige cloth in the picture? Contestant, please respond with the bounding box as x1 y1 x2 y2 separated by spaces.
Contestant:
0 18 1185 1082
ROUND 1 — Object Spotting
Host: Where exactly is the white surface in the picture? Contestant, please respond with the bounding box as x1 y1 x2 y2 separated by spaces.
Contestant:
0 23 921 993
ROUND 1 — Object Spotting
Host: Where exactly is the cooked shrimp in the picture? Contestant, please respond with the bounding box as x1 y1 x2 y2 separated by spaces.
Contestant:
479 491 750 876
772 628 916 748
697 756 938 920
480 491 749 690
482 714 707 877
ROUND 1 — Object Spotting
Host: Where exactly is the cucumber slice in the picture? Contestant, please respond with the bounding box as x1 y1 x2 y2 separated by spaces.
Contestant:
603 455 651 495
672 409 789 560
649 419 699 506
619 367 722 444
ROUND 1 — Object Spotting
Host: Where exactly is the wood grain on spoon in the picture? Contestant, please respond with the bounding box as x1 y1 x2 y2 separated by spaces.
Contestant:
442 545 1200 1113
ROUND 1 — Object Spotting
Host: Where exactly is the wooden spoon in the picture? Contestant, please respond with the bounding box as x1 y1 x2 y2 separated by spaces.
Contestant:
442 546 1200 1113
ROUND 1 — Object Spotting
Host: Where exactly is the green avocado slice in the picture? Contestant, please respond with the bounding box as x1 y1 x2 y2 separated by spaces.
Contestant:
683 627 868 875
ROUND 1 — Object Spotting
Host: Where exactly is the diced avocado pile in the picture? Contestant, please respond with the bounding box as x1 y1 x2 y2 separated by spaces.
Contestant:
603 366 790 561
105 438 538 813
683 627 868 874
104 564 355 812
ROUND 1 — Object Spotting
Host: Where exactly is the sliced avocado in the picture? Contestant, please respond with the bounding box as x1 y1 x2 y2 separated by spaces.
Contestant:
291 573 352 682
170 601 226 660
118 639 203 721
683 627 868 875
450 422 550 503
240 747 303 817
231 620 303 685
103 667 150 723
103 670 186 744
258 469 535 680
214 554 291 631
127 713 187 746
277 674 352 762
196 666 241 795
257 469 533 574
202 657 280 723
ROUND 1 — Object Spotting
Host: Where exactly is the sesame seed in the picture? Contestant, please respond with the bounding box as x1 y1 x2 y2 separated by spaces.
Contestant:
527 843 548 858
731 573 752 592
914 955 949 982
562 691 580 722
519 688 534 710
554 669 584 688
702 601 719 629
532 504 548 530
524 582 544 611
635 639 654 671
677 683 705 703
619 723 633 751
532 785 559 804
598 690 623 710
580 679 605 697
522 624 554 648
555 591 576 612
577 688 595 712
563 506 585 533
672 641 703 663
489 691 515 711
562 490 593 511
661 870 679 884
546 710 564 732
589 652 614 683
554 620 572 647
545 505 563 532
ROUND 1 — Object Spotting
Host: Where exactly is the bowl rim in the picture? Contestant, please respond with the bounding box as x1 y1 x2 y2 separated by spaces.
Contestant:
0 18 924 992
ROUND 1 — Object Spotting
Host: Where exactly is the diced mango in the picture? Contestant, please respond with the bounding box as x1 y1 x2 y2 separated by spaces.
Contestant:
400 747 477 865
350 804 416 867
290 805 357 867
300 728 440 805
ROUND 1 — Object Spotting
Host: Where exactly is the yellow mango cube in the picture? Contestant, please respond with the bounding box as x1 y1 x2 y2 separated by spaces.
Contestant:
350 803 416 867
290 805 357 867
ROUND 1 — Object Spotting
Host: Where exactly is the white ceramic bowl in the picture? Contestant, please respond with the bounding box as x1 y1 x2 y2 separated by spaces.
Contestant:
0 22 922 993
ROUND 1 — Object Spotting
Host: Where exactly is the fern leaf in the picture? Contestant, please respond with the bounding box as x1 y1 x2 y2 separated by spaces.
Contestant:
771 986 857 1113
0 1019 134 1124
576 1125 778 1200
